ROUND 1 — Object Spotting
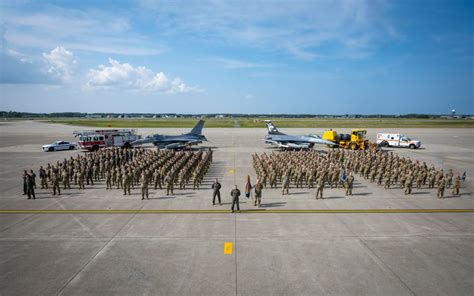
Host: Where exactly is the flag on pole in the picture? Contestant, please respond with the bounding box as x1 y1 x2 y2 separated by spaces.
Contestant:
245 175 252 198
340 169 347 183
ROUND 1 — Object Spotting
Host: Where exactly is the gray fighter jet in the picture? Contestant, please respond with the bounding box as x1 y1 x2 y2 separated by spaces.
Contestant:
264 120 334 149
131 120 207 149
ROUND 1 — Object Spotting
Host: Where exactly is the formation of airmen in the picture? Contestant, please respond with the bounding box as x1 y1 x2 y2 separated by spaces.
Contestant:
24 147 213 199
252 150 355 198
346 148 462 198
22 146 464 202
253 148 462 199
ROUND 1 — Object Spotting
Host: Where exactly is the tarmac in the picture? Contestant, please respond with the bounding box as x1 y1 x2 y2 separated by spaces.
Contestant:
0 120 473 296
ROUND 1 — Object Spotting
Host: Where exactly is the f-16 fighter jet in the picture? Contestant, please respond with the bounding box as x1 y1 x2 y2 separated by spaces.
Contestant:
131 120 207 149
264 120 334 150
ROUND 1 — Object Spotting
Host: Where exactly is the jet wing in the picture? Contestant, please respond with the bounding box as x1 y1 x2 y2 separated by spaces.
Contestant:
285 142 311 149
264 139 310 149
164 140 202 149
131 136 156 146
310 137 335 146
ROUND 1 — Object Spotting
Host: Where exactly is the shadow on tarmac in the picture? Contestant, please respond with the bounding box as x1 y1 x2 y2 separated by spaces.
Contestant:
288 191 309 195
259 202 286 208
323 195 346 199
351 192 372 196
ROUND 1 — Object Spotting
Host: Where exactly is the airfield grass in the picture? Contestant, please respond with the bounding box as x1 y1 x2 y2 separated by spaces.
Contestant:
45 118 474 128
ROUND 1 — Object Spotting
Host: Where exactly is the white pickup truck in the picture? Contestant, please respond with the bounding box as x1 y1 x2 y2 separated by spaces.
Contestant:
376 133 421 149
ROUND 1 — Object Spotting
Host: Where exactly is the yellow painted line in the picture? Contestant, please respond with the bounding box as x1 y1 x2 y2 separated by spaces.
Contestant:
224 242 233 255
257 209 474 213
0 209 472 214
0 210 230 214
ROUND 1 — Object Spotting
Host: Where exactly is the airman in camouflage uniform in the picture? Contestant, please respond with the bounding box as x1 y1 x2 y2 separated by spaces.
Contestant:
315 176 324 199
26 173 36 199
253 180 264 206
78 169 85 189
346 173 354 196
52 171 61 195
123 170 131 195
452 174 461 196
282 172 290 195
141 171 149 200
153 169 162 190
62 167 71 190
105 170 112 189
166 174 174 196
437 177 446 198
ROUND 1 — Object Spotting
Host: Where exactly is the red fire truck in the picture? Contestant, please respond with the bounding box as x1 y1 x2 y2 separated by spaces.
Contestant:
73 129 141 151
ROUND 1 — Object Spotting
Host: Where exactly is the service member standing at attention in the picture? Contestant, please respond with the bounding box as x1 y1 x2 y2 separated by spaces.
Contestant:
78 169 85 190
452 174 461 196
123 170 131 196
282 172 290 195
345 173 354 196
315 176 324 199
105 170 112 189
52 172 61 196
211 179 222 205
141 171 149 200
231 185 241 212
166 174 174 196
253 179 264 207
404 173 413 195
39 166 48 189
437 177 446 198
22 170 28 195
29 169 37 189
26 173 36 200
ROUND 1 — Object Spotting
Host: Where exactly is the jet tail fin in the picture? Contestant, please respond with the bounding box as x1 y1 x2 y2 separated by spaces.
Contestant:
265 120 284 135
189 120 205 135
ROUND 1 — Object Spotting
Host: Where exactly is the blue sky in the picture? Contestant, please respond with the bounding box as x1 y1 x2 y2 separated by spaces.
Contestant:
0 0 472 114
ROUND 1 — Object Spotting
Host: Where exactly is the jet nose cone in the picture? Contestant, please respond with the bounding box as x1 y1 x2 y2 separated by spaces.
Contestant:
309 137 334 145
320 139 335 145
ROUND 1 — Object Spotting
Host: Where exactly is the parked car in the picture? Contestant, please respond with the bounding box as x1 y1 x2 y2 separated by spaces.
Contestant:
42 141 77 152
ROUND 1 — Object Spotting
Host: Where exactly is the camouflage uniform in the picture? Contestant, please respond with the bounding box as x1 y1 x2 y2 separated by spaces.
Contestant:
254 182 263 206
141 172 149 200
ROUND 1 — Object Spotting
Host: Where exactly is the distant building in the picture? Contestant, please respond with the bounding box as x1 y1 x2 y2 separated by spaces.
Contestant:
86 114 102 118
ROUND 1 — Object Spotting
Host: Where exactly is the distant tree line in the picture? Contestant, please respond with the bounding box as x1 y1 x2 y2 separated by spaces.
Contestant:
0 111 85 118
1 111 471 119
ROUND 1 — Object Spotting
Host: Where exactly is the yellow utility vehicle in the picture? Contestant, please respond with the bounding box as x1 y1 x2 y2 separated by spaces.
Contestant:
322 129 369 150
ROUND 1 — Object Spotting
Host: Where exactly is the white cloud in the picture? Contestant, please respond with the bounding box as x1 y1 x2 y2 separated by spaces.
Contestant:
140 0 393 60
3 7 164 56
1 26 56 84
287 47 318 61
204 57 275 69
6 49 32 63
85 58 196 93
42 46 77 82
